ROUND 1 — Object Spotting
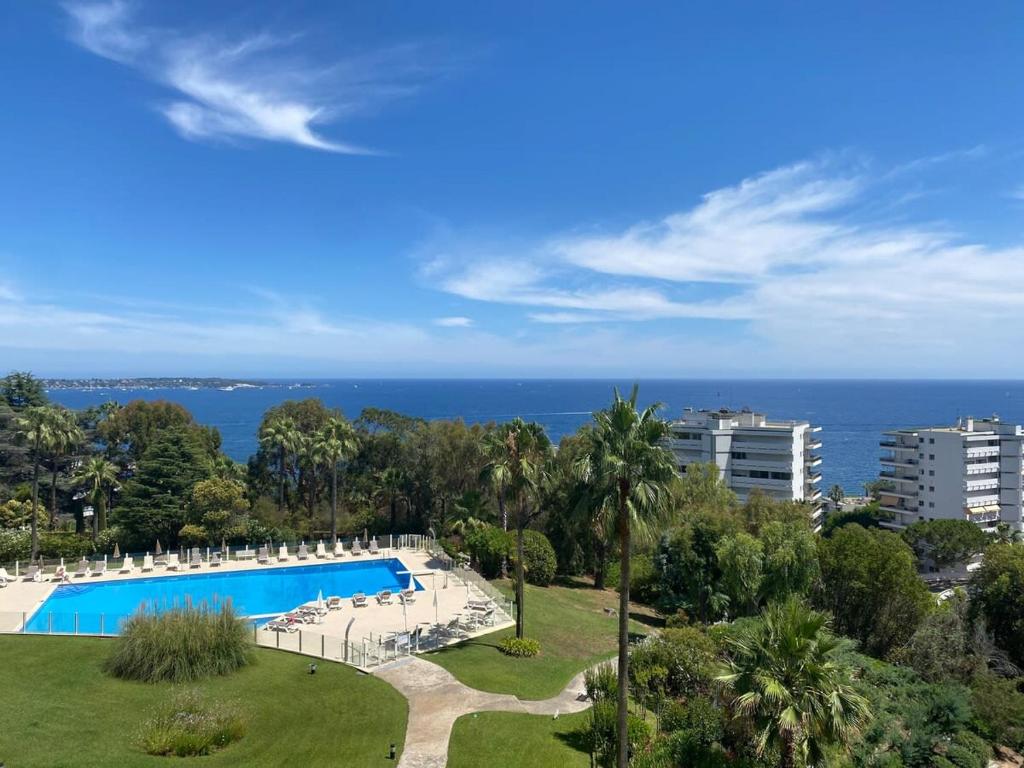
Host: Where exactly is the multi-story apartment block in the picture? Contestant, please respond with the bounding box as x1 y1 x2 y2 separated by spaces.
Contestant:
666 408 824 524
878 416 1024 532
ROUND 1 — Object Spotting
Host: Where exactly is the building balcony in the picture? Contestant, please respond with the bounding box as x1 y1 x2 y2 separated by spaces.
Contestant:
964 507 1000 524
880 457 918 467
965 446 1001 459
965 462 1000 475
729 475 793 490
805 472 822 484
731 441 796 454
805 455 822 467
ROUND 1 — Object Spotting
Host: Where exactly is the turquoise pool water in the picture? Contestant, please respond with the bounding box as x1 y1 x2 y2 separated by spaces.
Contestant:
25 558 420 635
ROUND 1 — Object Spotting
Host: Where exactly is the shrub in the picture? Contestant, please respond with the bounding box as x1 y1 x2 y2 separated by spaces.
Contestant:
37 532 94 559
584 661 618 702
584 699 651 767
94 526 124 555
498 636 540 657
178 524 209 547
465 525 510 579
970 672 1024 748
105 603 253 683
606 553 658 601
138 690 245 757
629 626 718 698
0 528 30 562
517 529 557 586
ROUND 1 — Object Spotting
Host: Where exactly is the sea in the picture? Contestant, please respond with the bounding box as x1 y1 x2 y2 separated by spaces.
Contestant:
46 379 1024 493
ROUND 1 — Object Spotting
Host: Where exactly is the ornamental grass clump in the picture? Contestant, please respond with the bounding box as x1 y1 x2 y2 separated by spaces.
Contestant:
105 602 253 684
138 689 246 757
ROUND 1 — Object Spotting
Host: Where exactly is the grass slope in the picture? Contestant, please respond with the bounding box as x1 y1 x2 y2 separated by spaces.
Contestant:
0 635 407 768
429 577 656 700
448 711 591 768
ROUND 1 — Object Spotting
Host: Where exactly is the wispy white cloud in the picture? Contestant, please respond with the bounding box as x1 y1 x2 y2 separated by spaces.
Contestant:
434 316 474 327
64 1 436 153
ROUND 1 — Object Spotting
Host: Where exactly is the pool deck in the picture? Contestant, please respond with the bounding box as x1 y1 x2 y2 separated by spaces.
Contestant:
0 548 513 649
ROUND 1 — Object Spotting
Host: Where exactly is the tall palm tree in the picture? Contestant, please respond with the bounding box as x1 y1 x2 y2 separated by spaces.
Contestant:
827 484 844 512
374 467 407 532
14 406 56 559
481 418 552 639
259 417 298 514
74 457 119 537
716 599 871 768
575 385 677 768
46 408 84 527
315 417 358 544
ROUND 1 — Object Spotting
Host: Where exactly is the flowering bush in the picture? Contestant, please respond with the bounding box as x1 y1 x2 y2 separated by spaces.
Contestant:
138 690 245 757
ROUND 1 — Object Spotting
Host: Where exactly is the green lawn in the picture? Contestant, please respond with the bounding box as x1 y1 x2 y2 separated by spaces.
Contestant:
448 711 591 768
428 578 656 700
0 635 408 768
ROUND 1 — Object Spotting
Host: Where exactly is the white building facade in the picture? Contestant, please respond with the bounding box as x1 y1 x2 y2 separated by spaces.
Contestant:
878 417 1024 533
666 408 824 524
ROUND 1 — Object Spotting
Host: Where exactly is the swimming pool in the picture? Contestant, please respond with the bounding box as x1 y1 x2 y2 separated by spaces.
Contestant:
25 558 421 635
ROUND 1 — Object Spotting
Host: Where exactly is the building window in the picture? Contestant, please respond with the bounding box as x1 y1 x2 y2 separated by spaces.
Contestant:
929 502 935 508
929 486 934 492
919 485 924 491
919 453 925 459
731 451 747 459
929 454 935 460
929 470 935 476
929 438 935 444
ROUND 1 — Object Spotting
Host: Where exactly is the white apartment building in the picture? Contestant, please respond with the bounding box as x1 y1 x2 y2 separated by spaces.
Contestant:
666 408 824 523
878 416 1024 533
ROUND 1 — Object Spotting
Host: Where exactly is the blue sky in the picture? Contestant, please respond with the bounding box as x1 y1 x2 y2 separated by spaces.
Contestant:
2 1 1023 377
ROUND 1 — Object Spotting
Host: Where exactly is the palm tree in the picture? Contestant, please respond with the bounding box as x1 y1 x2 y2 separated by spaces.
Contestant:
315 418 358 544
45 408 84 527
716 599 871 768
14 406 55 559
575 385 677 768
481 418 552 639
259 416 298 514
374 467 407 532
74 457 119 537
827 484 844 512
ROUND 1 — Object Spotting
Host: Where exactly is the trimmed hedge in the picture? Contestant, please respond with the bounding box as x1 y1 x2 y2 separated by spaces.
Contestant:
499 637 541 657
464 526 557 586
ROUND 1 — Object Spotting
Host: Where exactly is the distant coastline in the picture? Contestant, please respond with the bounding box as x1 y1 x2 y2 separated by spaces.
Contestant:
43 377 318 392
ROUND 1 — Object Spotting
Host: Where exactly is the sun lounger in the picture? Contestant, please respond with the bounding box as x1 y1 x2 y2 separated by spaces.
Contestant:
142 554 155 572
237 547 255 560
351 540 363 556
376 589 394 605
297 543 309 560
0 567 13 587
326 596 342 611
154 555 167 568
166 553 181 571
333 540 345 557
265 618 299 633
439 618 467 639
209 552 222 567
22 565 42 582
90 561 107 577
277 545 289 562
400 589 416 605
315 541 328 559
119 557 134 574
283 610 319 624
257 546 270 564
189 548 203 568
368 539 379 555
351 592 368 608
72 560 90 578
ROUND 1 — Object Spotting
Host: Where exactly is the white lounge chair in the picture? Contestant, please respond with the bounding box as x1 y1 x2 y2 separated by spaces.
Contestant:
189 548 203 568
22 565 42 582
0 567 12 587
257 546 270 565
333 541 345 558
368 538 379 555
210 552 222 567
297 543 310 560
90 561 107 577
315 541 328 559
72 560 90 578
142 554 155 572
277 545 289 562
351 540 363 556
351 592 368 608
265 618 299 633
119 557 134 574
376 589 393 605
326 595 342 611
166 553 181 571
400 589 416 605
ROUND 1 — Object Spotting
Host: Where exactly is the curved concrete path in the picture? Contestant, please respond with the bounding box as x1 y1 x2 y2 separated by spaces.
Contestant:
373 656 593 768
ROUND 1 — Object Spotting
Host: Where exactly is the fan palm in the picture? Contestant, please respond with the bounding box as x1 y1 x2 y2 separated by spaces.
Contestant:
259 416 298 514
481 418 552 639
14 406 60 558
315 417 359 543
74 457 119 536
574 385 677 768
716 599 871 768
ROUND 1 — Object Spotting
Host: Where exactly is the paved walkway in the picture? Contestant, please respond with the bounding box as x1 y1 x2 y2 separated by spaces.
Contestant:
373 656 593 768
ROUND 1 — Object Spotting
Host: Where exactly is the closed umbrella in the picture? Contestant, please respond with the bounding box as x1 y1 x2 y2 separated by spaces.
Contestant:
221 537 227 559
433 589 438 625
316 590 324 613
407 573 416 593
154 539 162 555
112 543 120 559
